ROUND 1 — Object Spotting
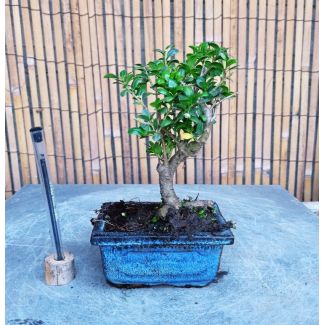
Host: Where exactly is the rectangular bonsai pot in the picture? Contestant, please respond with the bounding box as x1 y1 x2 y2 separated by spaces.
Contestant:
90 203 234 287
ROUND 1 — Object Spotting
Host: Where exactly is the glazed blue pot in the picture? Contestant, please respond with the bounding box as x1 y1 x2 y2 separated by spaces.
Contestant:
90 203 234 287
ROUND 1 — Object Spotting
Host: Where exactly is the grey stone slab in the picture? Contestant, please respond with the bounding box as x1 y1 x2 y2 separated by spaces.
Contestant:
6 185 318 325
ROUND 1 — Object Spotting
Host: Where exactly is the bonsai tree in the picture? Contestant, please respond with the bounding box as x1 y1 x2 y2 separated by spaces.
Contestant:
105 42 236 217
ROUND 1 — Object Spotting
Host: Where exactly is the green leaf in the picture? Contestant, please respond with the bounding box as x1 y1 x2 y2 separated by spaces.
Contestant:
120 89 128 97
161 117 173 128
209 62 224 77
141 124 152 132
195 121 204 135
152 133 161 142
119 70 127 78
226 58 237 67
151 215 159 223
137 84 147 96
162 71 170 81
168 79 178 88
148 142 163 157
137 109 151 121
104 73 117 79
219 48 229 60
196 76 206 88
176 69 186 80
209 87 222 97
157 88 169 96
131 76 144 89
183 86 194 97
152 118 158 129
164 96 174 102
208 42 220 50
157 106 168 114
166 48 179 58
156 78 166 85
154 49 165 55
150 98 162 108
190 114 201 124
128 127 145 137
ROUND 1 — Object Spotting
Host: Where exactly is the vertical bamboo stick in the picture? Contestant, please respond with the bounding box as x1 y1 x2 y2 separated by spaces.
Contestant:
5 62 22 192
132 0 148 183
124 0 139 184
39 1 66 184
288 0 304 196
195 0 204 184
184 0 195 184
262 0 276 185
11 0 39 184
61 0 85 184
78 0 100 184
94 1 115 184
280 0 296 191
5 133 13 198
6 4 31 185
212 0 222 184
221 1 231 184
272 0 286 185
235 0 247 185
104 0 124 184
227 0 238 185
204 0 213 184
143 0 159 184
28 0 57 180
304 3 319 201
51 0 76 184
87 0 108 184
174 0 185 184
70 0 92 183
162 0 171 48
154 0 163 51
20 0 41 128
245 0 258 185
113 0 132 183
312 130 319 201
254 0 267 185
153 0 164 181
296 0 313 200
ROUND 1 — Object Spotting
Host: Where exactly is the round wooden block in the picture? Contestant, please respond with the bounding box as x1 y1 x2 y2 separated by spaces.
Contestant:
44 251 75 286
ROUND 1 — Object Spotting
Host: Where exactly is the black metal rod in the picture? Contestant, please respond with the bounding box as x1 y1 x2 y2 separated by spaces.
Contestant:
40 162 63 259
40 158 64 260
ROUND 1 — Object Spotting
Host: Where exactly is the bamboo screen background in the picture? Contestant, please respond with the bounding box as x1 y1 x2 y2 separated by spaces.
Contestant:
5 0 319 201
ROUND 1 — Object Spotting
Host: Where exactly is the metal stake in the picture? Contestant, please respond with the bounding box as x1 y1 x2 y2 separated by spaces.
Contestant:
30 127 64 261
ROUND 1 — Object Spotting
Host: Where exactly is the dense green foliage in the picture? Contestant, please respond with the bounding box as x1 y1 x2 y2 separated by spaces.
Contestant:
105 42 236 161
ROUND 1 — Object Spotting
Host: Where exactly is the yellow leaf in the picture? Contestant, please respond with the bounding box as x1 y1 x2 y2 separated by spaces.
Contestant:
180 130 193 140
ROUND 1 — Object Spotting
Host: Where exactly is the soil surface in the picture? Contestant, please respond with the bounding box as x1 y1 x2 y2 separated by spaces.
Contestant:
92 201 234 237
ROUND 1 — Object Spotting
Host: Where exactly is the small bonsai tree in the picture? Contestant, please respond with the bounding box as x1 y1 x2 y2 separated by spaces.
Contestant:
105 42 236 217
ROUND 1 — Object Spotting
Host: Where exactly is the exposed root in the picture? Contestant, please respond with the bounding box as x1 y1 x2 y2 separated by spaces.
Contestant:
157 200 214 219
181 200 214 209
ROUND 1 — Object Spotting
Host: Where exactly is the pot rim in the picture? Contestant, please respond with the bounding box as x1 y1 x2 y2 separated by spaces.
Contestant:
90 202 234 246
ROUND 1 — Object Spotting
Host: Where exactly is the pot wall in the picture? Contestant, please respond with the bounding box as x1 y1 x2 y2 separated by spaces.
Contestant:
100 245 223 286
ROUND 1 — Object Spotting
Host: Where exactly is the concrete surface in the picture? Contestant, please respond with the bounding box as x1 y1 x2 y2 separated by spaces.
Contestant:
303 201 319 216
6 185 318 325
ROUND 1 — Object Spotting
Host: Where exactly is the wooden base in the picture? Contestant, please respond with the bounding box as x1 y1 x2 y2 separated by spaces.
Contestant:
44 251 75 286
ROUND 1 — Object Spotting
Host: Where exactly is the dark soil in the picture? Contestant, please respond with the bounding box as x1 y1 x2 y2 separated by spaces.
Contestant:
92 201 234 238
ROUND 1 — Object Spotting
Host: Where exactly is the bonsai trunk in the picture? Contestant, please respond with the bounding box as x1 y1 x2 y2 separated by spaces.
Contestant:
157 162 180 209
157 121 214 217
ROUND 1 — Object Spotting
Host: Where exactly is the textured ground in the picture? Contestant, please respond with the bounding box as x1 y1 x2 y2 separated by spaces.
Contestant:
6 185 318 325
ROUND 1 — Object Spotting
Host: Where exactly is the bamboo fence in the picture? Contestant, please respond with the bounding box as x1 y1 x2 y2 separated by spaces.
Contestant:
5 0 319 201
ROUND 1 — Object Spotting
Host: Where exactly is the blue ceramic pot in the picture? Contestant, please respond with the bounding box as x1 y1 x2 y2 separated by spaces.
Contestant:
90 203 234 287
